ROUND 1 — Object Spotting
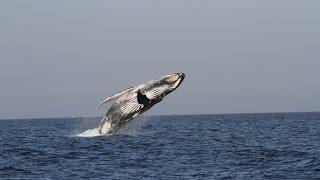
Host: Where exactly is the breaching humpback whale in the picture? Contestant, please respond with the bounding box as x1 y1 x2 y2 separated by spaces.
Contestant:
97 73 185 135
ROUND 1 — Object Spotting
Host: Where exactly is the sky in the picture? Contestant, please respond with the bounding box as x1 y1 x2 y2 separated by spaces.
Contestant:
0 1 319 119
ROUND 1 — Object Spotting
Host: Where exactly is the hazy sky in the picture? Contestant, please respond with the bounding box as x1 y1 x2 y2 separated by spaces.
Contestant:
1 1 319 119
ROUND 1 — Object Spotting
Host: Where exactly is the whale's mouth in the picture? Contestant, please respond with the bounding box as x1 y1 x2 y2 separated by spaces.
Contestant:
179 73 185 82
164 73 185 96
175 73 185 89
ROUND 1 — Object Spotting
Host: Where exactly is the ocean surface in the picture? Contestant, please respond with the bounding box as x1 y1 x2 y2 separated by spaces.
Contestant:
1 112 320 179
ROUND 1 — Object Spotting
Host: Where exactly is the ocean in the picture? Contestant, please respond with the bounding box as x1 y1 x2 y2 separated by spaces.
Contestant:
1 112 320 179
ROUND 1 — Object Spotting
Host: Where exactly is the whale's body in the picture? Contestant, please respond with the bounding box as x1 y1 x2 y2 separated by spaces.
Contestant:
97 73 185 135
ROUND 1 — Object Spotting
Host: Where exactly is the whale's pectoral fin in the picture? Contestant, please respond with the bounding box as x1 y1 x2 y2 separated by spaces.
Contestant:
137 90 150 107
97 87 134 109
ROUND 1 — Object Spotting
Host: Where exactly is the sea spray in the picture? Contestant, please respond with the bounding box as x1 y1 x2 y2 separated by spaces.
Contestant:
117 114 151 136
75 128 103 137
72 117 101 137
74 113 151 137
75 118 111 137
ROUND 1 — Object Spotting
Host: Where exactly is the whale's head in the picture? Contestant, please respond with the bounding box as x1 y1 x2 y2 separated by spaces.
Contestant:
143 73 185 99
162 73 186 93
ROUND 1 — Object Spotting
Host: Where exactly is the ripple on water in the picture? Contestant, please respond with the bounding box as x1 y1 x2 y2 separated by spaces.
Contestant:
0 113 320 179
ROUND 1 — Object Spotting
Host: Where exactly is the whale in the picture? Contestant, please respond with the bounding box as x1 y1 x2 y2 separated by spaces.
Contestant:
97 73 185 135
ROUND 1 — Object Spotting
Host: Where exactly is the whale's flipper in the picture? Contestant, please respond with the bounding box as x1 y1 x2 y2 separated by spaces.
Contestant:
137 90 150 107
97 87 134 109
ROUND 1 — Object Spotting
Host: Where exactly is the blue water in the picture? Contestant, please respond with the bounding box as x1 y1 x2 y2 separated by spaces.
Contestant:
1 112 320 179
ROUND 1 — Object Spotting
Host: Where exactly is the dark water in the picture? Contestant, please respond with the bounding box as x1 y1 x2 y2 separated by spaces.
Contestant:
1 112 320 179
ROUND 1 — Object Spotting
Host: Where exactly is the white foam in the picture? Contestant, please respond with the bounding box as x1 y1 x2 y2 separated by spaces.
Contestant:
75 128 104 137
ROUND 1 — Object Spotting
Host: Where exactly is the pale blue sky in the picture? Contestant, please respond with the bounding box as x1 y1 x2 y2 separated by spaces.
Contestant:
1 1 319 119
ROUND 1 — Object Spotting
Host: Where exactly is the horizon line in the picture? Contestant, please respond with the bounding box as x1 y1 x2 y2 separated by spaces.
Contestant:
1 110 319 121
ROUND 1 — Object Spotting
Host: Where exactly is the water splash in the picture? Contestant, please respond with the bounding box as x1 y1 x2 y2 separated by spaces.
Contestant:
71 116 106 137
74 115 151 137
117 115 151 136
75 128 104 137
74 118 112 137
